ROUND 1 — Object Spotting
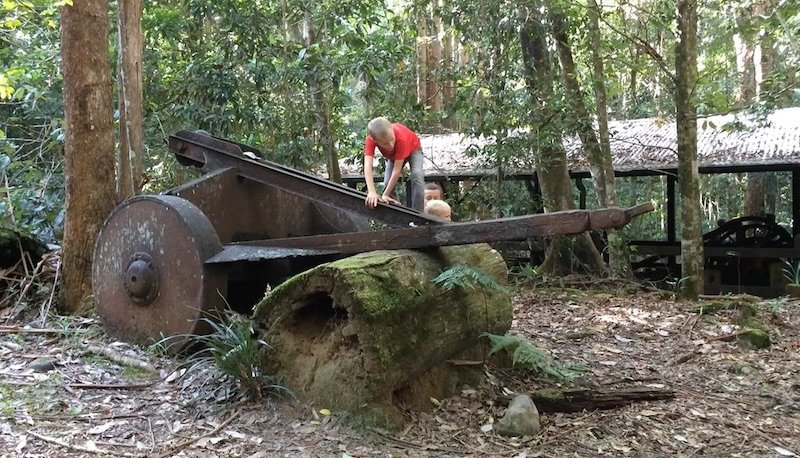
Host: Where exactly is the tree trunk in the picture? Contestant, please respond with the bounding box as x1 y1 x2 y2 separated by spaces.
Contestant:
61 0 117 313
744 173 767 216
253 245 512 427
116 0 144 200
551 2 630 278
676 0 703 299
733 8 756 106
416 16 429 108
518 6 605 275
427 15 442 114
304 13 341 183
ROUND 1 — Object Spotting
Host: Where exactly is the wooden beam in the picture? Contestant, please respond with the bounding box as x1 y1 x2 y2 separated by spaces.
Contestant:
207 204 653 263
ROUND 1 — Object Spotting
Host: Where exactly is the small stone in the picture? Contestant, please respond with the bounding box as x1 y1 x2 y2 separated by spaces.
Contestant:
27 357 58 373
494 394 540 437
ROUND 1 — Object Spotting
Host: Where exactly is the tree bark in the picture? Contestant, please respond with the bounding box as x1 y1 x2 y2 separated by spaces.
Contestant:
60 0 117 314
733 8 756 106
303 12 341 183
518 6 605 275
427 14 442 114
551 2 630 278
116 0 144 200
744 173 767 216
416 16 429 108
676 0 703 299
253 245 512 427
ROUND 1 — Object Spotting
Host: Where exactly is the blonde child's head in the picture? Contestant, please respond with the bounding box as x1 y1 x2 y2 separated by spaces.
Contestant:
367 117 395 150
425 199 452 221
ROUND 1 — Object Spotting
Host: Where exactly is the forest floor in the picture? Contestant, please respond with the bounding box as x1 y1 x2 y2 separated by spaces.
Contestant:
1 281 799 457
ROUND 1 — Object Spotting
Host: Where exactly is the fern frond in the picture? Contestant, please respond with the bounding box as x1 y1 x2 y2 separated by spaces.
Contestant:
433 265 508 293
482 332 586 382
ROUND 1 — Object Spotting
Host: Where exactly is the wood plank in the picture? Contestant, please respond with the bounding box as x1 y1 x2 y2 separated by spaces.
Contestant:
207 205 653 264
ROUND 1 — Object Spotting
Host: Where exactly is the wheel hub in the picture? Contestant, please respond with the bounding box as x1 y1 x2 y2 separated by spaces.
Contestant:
124 252 158 305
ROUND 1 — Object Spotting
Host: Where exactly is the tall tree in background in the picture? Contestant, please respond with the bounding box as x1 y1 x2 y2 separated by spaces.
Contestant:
587 0 629 277
548 1 630 278
518 5 605 275
117 0 144 199
675 0 703 299
60 0 117 313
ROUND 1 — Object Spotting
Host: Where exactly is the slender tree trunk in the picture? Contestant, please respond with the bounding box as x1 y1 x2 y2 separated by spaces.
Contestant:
117 0 144 200
416 15 429 108
304 13 341 183
428 13 442 114
733 8 756 106
441 15 454 122
61 0 117 313
744 174 767 216
518 6 605 275
676 0 703 299
587 0 630 278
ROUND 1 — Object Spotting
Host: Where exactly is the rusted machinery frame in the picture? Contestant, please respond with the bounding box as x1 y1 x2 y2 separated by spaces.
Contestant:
168 130 442 228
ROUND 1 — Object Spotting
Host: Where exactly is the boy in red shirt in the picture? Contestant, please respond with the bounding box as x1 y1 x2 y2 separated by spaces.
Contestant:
363 117 425 211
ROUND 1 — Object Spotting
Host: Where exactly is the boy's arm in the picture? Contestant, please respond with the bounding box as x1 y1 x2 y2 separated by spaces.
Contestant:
382 159 405 200
364 155 380 208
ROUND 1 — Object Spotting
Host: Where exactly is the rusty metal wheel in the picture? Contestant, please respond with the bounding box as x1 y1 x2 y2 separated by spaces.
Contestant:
92 195 228 344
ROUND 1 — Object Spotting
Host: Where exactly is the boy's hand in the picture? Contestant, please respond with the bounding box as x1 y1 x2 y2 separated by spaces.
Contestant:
365 191 380 208
381 195 401 206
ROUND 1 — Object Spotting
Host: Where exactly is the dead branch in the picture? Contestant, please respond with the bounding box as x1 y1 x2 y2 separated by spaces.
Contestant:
85 345 156 373
27 430 139 457
0 326 66 334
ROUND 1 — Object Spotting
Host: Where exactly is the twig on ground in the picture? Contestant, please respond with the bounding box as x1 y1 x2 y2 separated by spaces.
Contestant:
368 427 470 454
68 380 161 390
40 253 60 326
154 410 241 458
27 430 139 457
85 345 156 372
0 326 65 334
706 331 749 342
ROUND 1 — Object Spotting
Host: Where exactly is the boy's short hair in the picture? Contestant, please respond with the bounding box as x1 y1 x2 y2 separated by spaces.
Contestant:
367 117 393 140
424 182 443 192
425 199 451 218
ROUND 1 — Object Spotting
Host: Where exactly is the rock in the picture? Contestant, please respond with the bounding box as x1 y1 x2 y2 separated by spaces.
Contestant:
27 357 58 373
494 394 540 437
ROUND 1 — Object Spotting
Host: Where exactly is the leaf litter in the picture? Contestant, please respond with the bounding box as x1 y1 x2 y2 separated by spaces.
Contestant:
0 284 798 457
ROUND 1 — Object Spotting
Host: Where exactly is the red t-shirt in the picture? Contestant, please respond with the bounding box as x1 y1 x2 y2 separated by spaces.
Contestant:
364 123 421 161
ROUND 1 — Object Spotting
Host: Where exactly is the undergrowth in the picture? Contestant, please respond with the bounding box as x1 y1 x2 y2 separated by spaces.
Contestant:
158 311 290 401
483 333 587 382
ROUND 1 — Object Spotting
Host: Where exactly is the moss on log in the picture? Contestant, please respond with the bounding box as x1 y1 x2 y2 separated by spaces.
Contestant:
253 244 512 427
0 228 47 267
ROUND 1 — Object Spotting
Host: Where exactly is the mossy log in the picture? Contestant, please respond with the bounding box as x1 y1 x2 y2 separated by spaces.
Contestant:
0 228 47 268
253 244 512 427
499 387 676 413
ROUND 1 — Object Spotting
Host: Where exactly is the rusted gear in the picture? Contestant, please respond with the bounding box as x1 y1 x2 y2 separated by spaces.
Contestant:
92 195 228 344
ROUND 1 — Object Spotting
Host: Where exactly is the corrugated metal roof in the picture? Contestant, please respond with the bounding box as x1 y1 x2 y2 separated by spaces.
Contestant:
342 107 800 177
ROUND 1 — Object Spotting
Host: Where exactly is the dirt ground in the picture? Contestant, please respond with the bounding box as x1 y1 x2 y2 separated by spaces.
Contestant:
1 282 799 457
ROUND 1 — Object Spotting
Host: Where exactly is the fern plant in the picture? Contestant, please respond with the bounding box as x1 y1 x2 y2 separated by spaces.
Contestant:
158 311 289 401
433 264 509 329
483 333 586 381
433 264 508 293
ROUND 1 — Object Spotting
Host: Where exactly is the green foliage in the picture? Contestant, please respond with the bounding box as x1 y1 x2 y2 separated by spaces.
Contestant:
781 259 800 284
483 332 586 381
161 312 288 401
433 264 507 294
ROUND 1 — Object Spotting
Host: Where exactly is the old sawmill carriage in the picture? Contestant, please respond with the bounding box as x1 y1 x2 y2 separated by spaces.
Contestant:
92 130 653 344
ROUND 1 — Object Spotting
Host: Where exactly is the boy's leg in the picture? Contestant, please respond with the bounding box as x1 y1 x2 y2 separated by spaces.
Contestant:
382 159 396 198
408 148 425 211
